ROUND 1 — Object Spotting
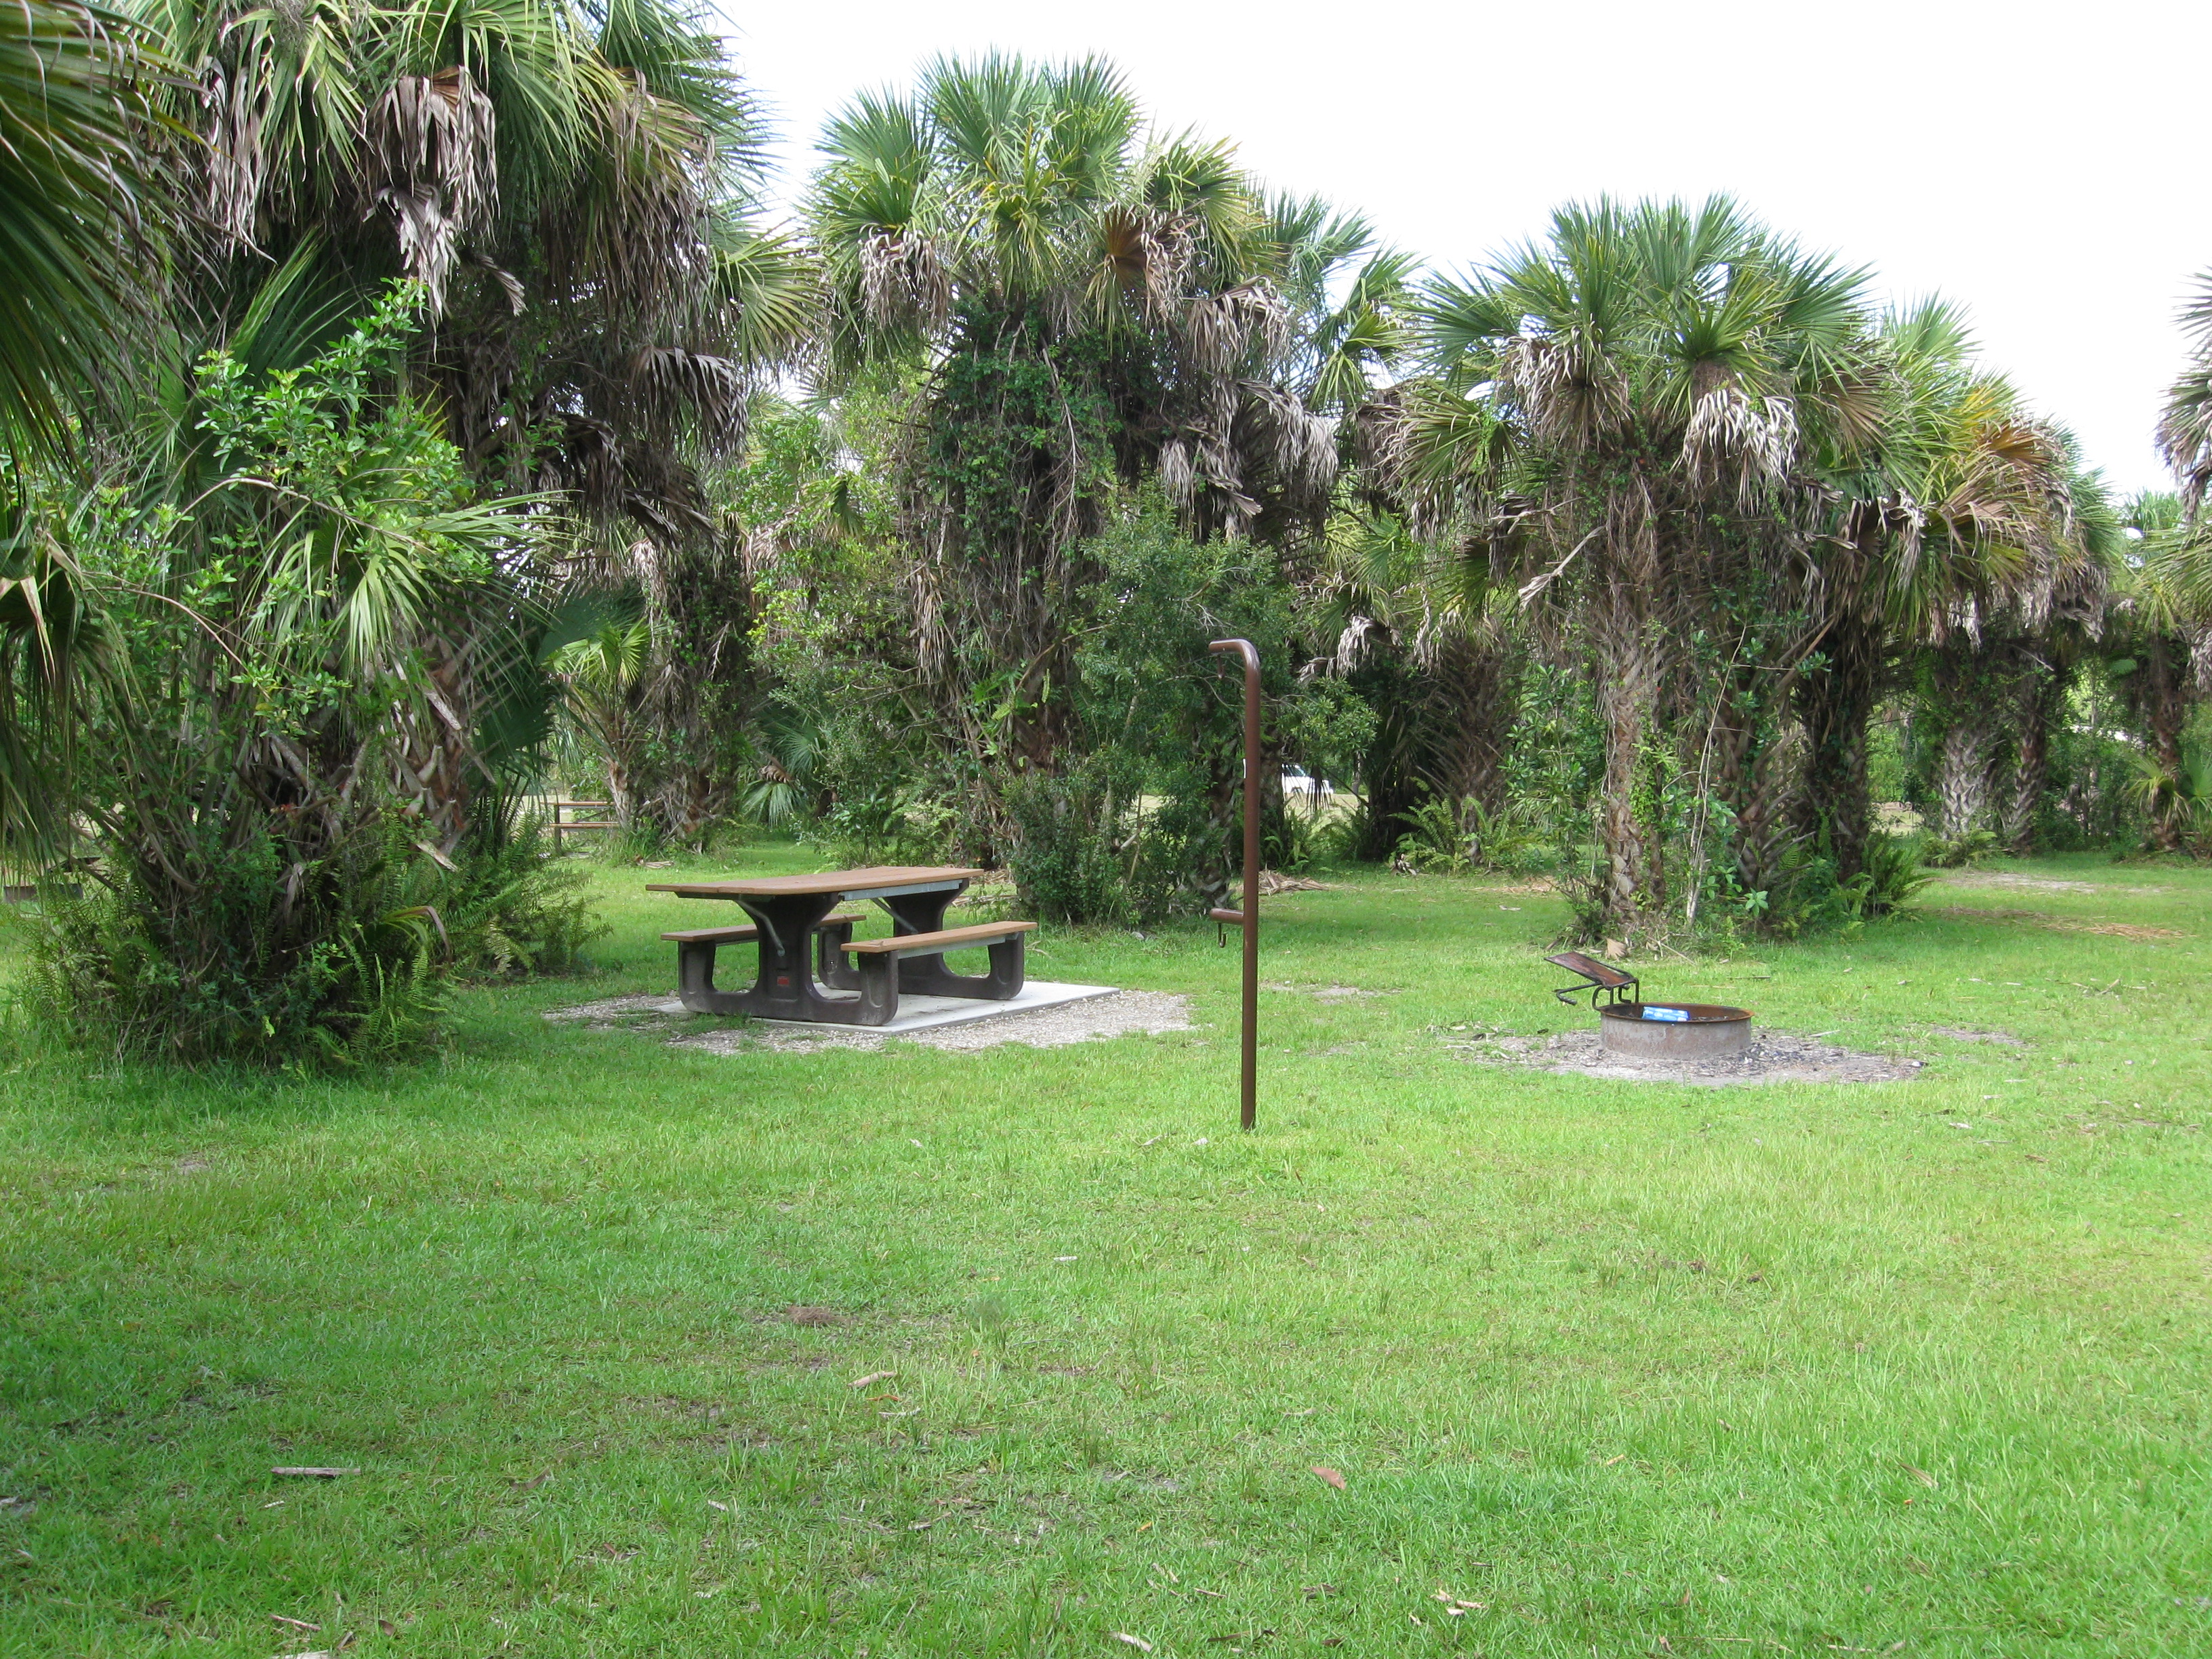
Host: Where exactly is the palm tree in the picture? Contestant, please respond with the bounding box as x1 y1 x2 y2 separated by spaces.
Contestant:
1790 303 2115 862
808 55 1373 790
1858 324 2116 844
1265 194 1418 420
552 613 652 825
2139 272 2212 852
140 0 811 536
0 0 181 853
1294 500 1524 860
0 0 175 460
2104 492 2207 851
2157 273 2212 515
123 0 815 840
1786 299 1973 880
1407 197 1880 937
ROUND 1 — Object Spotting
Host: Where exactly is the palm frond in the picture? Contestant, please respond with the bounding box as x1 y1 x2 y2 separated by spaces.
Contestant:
0 0 178 457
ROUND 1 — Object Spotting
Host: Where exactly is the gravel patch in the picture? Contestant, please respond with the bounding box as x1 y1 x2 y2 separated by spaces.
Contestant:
544 990 1193 1053
1449 1027 1921 1086
542 994 681 1024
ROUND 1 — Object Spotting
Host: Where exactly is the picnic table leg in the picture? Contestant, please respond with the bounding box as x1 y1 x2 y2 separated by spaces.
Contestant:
816 916 859 990
881 888 958 994
853 952 900 1025
675 936 724 1009
878 887 1026 1002
735 893 853 1019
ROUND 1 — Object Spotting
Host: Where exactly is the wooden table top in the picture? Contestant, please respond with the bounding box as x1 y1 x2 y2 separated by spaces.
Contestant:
645 865 989 900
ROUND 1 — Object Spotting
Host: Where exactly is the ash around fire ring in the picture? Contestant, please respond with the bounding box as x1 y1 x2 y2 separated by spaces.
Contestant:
1597 1002 1753 1061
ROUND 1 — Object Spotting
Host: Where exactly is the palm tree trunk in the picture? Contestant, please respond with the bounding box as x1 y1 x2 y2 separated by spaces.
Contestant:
1733 725 1800 907
1594 587 1660 938
1795 608 1881 881
2142 635 2188 853
390 636 480 855
1431 630 1519 819
600 709 644 832
2001 660 2065 855
665 764 718 847
1936 719 1992 840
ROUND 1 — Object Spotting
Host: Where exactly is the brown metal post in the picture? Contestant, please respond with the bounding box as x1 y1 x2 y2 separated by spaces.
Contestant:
1208 638 1261 1132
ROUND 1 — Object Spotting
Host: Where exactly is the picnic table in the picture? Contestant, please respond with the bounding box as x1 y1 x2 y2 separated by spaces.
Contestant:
644 865 1037 1027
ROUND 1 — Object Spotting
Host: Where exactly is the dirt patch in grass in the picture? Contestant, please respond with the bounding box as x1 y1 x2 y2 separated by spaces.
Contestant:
1266 982 1393 1001
1927 905 2185 941
1927 1025 2030 1046
1940 872 2172 897
1450 1029 1921 1086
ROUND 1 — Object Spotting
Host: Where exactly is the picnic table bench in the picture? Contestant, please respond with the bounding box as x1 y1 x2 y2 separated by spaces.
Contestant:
645 865 1036 1027
661 914 865 1007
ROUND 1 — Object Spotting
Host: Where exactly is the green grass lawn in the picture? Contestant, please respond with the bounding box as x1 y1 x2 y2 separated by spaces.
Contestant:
3 846 2209 1657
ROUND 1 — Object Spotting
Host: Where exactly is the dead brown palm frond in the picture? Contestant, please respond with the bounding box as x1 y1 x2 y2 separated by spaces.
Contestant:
621 345 743 445
562 66 714 319
192 0 363 255
203 55 270 251
1086 203 1195 327
1498 332 1628 453
1183 283 1290 375
361 67 497 312
1682 386 1798 502
1237 380 1338 508
1158 436 1195 514
858 226 950 333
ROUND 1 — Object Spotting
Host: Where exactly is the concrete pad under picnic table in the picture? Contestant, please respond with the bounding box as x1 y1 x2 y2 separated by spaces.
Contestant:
611 979 1119 1036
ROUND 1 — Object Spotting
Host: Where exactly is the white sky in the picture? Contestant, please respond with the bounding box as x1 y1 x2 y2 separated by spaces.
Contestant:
717 0 2209 499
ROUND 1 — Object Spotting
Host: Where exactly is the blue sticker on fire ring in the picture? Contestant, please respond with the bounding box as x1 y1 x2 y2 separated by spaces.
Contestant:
1641 1006 1690 1022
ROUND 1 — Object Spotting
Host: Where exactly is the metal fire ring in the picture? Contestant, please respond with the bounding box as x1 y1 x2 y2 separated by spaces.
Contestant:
1597 1002 1753 1061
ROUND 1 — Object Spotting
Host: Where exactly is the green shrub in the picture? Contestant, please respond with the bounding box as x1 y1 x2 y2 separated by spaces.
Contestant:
1393 794 1473 873
1391 793 1546 875
812 786 958 868
1004 768 1131 926
24 811 605 1065
1822 832 1938 933
26 820 447 1068
1315 798 1380 865
441 825 607 979
1261 799 1323 873
1923 828 2000 868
